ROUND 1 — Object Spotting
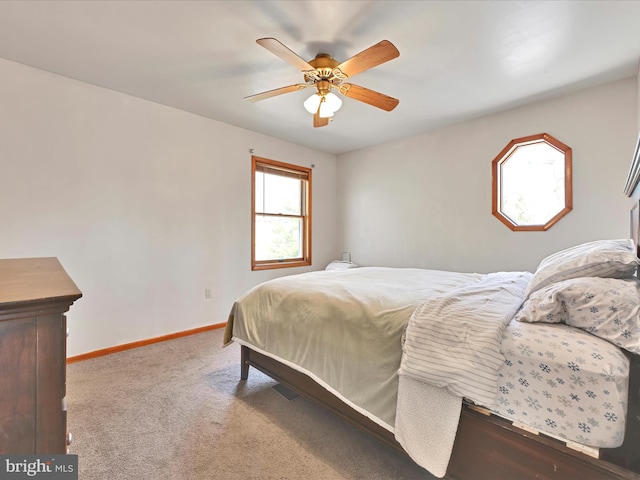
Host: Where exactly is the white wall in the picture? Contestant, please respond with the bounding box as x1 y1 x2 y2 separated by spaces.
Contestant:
0 58 337 356
337 77 638 274
3 55 636 356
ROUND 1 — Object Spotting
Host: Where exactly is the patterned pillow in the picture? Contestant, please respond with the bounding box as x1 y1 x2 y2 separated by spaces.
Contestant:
524 239 639 300
516 277 640 354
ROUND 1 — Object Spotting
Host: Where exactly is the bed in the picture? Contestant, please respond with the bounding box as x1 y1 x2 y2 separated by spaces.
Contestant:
224 237 640 479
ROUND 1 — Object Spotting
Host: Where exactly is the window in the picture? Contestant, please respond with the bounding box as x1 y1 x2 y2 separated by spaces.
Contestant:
492 133 572 231
252 156 312 270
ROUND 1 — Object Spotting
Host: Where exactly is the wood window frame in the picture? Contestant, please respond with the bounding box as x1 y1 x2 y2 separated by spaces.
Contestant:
492 133 572 231
251 155 312 271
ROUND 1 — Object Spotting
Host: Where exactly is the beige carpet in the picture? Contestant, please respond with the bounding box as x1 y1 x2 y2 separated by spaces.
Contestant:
67 328 435 479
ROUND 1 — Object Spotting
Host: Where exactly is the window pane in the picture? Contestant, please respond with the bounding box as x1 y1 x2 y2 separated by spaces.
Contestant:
255 215 303 261
501 142 565 225
255 172 301 215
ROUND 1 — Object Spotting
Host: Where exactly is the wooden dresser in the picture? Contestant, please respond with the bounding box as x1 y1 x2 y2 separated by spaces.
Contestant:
0 257 82 454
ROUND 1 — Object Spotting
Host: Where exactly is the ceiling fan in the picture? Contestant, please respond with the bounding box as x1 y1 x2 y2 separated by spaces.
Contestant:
244 38 400 128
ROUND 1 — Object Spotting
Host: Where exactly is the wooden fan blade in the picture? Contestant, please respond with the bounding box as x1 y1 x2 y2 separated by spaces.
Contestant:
334 40 399 78
339 83 399 111
313 112 329 128
244 84 309 103
313 100 329 128
256 38 315 72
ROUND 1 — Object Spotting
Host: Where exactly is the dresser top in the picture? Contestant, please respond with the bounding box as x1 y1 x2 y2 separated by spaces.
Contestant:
0 257 82 306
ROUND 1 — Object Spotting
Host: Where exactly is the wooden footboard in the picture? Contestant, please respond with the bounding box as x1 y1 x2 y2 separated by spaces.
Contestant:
241 345 640 480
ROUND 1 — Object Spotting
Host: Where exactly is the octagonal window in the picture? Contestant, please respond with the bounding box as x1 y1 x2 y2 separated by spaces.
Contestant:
492 133 572 231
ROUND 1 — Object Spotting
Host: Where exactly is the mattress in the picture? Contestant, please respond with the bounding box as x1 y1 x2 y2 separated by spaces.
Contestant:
488 319 629 448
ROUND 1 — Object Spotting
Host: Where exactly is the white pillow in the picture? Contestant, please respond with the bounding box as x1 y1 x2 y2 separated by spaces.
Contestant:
516 276 640 354
524 239 639 299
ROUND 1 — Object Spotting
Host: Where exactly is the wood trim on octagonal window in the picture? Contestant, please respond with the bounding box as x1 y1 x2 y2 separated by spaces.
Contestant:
492 133 572 231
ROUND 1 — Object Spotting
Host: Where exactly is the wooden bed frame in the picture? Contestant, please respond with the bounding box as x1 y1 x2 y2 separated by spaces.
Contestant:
241 345 640 480
237 213 640 479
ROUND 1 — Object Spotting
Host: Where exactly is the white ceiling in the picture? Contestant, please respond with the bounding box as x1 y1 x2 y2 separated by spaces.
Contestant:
1 0 639 155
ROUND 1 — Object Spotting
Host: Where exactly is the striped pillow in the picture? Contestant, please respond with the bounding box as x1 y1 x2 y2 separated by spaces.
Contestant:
524 239 639 300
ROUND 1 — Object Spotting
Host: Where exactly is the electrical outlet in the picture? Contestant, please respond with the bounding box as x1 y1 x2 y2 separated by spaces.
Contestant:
204 288 212 300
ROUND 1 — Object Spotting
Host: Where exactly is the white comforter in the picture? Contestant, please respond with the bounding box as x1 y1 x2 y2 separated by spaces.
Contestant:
396 271 532 477
226 267 483 430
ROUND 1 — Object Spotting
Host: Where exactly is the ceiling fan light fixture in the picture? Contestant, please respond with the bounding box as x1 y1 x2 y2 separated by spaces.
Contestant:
303 92 342 117
318 101 334 118
323 92 342 113
303 94 322 114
